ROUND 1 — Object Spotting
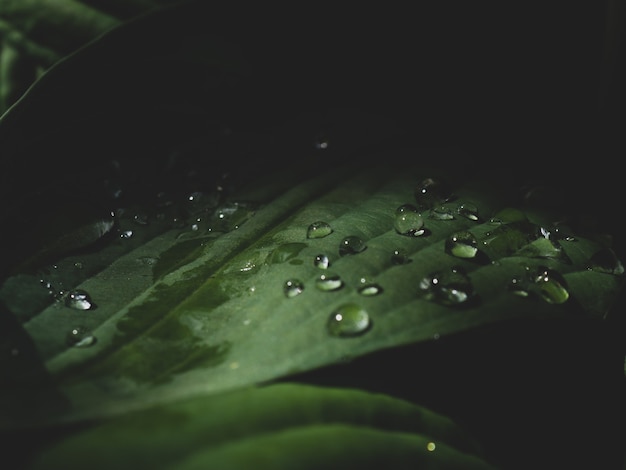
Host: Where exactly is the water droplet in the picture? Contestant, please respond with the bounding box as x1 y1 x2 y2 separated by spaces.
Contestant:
509 265 570 304
64 289 95 310
357 278 383 296
66 326 97 348
414 177 453 211
419 266 475 306
339 236 367 256
307 221 333 239
316 273 344 291
391 249 411 265
531 266 570 304
314 133 330 150
314 254 330 269
327 303 371 337
456 203 479 221
394 204 425 236
429 205 455 220
120 230 133 239
588 247 625 275
445 231 478 259
283 279 304 298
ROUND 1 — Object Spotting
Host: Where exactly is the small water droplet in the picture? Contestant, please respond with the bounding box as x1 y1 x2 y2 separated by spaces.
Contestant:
314 254 330 269
283 279 304 298
327 303 371 337
414 177 453 211
429 205 455 220
391 249 411 265
394 204 425 236
357 278 383 296
445 231 479 259
307 221 333 239
419 266 474 306
120 230 133 239
316 273 344 291
456 203 479 221
66 326 97 348
339 236 367 256
314 133 330 150
64 289 95 310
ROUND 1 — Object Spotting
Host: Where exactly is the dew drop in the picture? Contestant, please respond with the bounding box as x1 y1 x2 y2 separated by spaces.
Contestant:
394 204 425 236
66 326 97 348
316 273 344 291
283 279 304 298
531 266 569 304
456 203 479 221
429 205 455 220
339 236 367 256
64 289 95 310
327 303 371 337
419 266 475 306
445 231 478 259
414 177 453 211
509 265 570 304
357 278 383 296
314 254 330 269
307 221 333 239
587 247 624 275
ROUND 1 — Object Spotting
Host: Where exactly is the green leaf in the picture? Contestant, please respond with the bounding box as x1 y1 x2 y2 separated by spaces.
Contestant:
1 133 623 430
26 383 498 470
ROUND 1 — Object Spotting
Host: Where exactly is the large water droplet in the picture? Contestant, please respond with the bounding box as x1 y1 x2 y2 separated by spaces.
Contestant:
531 266 570 304
394 204 425 236
587 247 624 275
419 266 475 306
283 279 304 298
445 231 478 259
339 236 367 256
414 177 453 211
509 265 570 304
307 221 333 239
327 303 371 337
316 273 344 291
66 326 97 347
64 289 95 310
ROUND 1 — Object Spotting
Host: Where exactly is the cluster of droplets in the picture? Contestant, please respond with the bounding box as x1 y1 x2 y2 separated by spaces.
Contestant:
278 173 626 340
